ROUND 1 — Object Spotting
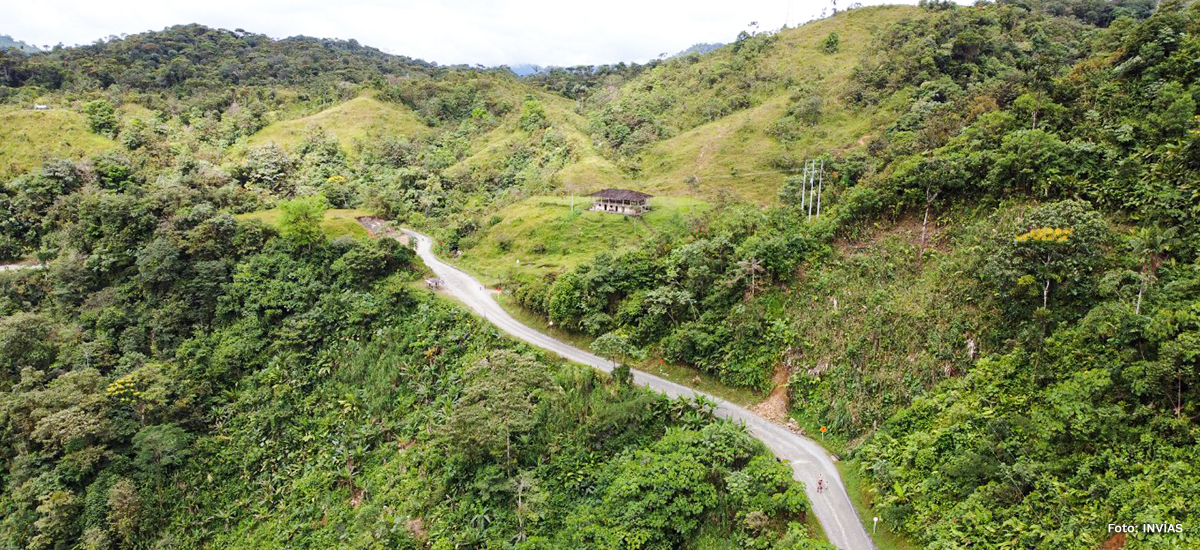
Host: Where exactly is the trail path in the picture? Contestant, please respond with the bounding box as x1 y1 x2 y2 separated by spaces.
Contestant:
395 226 877 550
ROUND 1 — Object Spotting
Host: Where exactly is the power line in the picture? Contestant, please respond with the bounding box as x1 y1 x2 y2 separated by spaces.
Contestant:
686 168 805 180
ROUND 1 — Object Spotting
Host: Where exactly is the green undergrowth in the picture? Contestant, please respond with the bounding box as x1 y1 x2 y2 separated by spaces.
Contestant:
634 355 763 409
494 286 763 409
494 292 597 350
835 460 913 550
166 303 824 548
235 207 374 239
784 211 995 435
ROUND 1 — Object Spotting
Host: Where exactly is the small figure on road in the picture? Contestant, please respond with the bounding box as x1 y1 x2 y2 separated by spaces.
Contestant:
817 476 824 493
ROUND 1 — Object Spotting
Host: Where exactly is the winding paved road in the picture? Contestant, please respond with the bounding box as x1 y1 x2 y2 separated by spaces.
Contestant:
399 228 876 550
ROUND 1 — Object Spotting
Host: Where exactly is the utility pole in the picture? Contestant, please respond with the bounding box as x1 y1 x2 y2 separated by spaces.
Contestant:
808 159 814 219
816 158 824 217
800 158 825 221
800 160 808 213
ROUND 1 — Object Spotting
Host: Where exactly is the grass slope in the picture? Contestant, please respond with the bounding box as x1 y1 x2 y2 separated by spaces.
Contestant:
627 6 919 203
247 95 429 152
235 208 374 239
454 195 708 281
539 92 627 193
0 107 117 177
443 90 628 199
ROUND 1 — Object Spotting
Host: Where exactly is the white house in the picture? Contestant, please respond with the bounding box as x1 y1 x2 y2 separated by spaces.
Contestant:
588 188 653 216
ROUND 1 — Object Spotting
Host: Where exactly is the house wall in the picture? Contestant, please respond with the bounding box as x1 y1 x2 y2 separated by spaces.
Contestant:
590 200 646 215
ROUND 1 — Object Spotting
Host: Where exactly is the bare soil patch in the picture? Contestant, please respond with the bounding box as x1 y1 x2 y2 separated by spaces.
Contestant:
751 362 791 424
358 216 410 246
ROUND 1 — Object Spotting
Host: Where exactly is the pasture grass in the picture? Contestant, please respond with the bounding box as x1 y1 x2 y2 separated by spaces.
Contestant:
235 208 374 239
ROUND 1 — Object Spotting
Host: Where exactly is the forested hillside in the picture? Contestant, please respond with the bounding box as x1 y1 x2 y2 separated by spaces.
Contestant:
2 0 1199 548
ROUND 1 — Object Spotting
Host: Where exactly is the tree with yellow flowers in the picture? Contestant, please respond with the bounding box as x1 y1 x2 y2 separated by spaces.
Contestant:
982 200 1109 326
1014 226 1075 309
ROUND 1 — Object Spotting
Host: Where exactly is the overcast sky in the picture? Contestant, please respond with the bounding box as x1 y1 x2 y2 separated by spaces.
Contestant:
8 0 920 67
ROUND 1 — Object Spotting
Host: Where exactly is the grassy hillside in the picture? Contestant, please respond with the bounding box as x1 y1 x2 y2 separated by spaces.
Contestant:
246 95 430 153
453 195 708 281
589 6 920 203
235 207 373 239
0 107 117 177
442 90 628 201
538 93 629 193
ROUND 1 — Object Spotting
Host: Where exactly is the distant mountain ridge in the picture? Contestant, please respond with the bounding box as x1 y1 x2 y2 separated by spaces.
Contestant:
2 24 435 92
673 42 723 57
504 41 725 77
507 63 543 76
0 34 40 53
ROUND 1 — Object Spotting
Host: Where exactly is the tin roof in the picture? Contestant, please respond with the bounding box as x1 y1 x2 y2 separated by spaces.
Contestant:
588 188 653 201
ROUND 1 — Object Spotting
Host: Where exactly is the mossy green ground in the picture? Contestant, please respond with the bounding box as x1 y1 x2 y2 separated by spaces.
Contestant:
453 195 709 281
0 107 117 178
235 208 374 239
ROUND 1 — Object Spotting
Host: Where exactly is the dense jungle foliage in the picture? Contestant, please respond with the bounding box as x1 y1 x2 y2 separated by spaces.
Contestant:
0 163 821 548
2 0 1200 548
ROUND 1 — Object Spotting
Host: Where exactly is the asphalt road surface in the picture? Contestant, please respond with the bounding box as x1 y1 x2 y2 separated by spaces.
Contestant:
400 228 877 550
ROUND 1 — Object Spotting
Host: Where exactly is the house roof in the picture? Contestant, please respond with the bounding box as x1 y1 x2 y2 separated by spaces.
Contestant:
588 188 653 201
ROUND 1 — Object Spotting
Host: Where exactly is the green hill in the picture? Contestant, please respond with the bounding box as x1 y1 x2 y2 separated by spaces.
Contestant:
442 91 627 198
6 24 434 93
582 6 920 203
246 95 430 153
0 107 117 177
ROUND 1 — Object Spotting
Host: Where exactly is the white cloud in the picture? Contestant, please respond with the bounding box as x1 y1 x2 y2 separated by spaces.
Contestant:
7 0 917 66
